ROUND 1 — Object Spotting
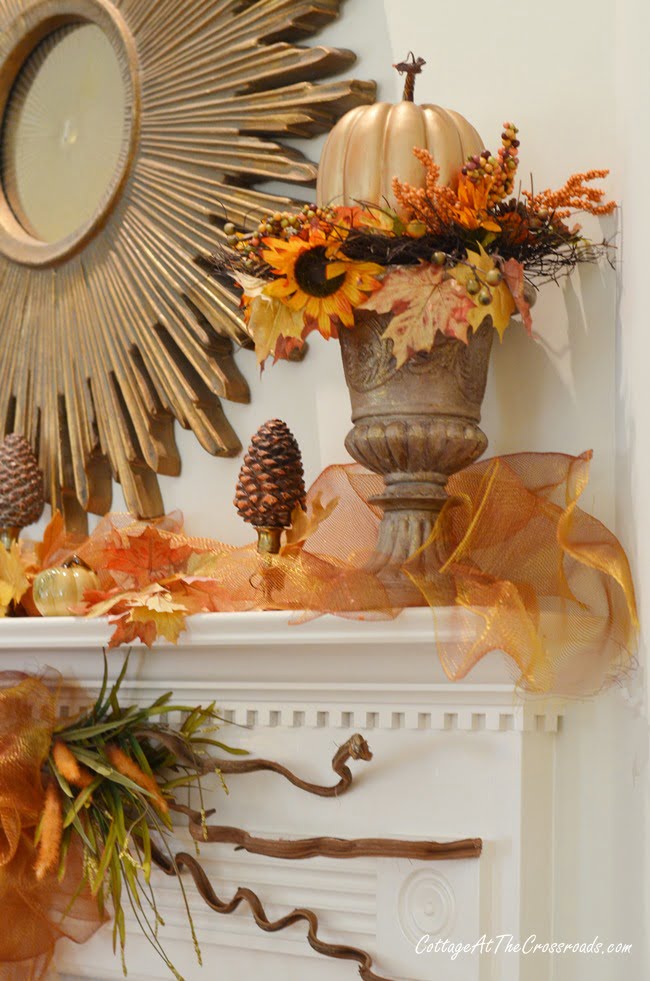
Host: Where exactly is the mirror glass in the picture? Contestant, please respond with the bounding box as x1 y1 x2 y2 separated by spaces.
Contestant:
2 23 126 243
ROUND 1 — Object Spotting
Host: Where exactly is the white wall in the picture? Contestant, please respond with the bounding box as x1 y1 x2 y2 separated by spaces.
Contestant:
30 0 616 546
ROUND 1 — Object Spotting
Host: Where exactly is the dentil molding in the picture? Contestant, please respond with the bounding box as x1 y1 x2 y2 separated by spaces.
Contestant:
0 608 563 734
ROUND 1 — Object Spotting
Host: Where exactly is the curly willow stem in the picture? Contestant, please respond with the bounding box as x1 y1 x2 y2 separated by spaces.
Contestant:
151 846 394 981
151 734 482 978
209 731 374 796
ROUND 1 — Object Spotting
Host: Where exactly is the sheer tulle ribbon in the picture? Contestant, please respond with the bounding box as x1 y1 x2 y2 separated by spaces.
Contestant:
0 676 103 979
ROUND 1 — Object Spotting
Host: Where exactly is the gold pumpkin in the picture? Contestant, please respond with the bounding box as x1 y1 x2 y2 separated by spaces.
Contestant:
316 54 483 219
32 556 100 617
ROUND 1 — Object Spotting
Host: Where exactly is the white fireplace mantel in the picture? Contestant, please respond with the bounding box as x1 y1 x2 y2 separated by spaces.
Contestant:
0 609 567 981
0 608 561 733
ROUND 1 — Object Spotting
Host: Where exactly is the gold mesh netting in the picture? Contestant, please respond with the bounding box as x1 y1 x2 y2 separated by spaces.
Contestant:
0 676 103 979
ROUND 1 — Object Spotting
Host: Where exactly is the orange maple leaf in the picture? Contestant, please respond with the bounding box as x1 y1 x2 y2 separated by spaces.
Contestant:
36 511 66 568
106 590 188 648
108 613 158 649
360 265 476 366
167 576 226 613
98 526 194 589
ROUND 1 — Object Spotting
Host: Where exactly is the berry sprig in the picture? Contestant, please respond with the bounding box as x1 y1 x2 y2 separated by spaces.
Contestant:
462 122 520 205
224 205 340 272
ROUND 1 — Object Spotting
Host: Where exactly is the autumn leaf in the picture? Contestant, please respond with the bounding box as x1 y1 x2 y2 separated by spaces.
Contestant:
360 264 476 367
502 258 533 334
248 294 306 365
36 510 67 568
96 525 194 589
82 587 139 619
450 246 516 340
0 543 29 614
102 587 188 647
235 272 268 297
108 613 157 649
129 591 188 644
284 492 339 551
167 575 227 613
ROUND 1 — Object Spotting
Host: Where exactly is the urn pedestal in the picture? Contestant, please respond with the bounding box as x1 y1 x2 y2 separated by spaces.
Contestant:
339 311 494 605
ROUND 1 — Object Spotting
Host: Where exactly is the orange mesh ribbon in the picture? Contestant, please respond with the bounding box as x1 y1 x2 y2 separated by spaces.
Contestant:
183 452 636 693
0 676 102 980
29 452 637 696
408 451 638 694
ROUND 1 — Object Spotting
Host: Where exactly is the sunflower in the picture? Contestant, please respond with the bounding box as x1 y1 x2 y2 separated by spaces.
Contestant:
261 231 382 339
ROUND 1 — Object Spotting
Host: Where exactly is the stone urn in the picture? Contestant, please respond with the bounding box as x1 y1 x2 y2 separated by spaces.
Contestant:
339 310 494 604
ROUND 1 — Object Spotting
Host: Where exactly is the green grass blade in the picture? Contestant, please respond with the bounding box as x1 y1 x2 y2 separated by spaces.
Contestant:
92 818 118 895
62 776 103 828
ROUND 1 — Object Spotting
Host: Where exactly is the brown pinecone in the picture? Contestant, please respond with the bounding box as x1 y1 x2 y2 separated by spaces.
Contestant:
0 433 45 529
235 419 306 528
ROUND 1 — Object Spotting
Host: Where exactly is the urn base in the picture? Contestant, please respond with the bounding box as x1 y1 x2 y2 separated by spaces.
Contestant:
339 310 494 606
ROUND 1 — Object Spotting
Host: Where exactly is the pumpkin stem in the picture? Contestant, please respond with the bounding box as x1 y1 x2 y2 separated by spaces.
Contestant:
62 554 91 570
393 52 426 102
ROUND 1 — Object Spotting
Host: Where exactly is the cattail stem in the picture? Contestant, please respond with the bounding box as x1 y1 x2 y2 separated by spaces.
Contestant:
35 783 63 880
53 740 95 789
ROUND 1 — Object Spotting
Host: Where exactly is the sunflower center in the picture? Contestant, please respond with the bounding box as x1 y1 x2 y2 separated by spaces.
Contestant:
294 246 346 297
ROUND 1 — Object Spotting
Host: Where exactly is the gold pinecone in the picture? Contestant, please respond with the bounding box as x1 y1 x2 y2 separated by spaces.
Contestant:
0 433 45 530
235 419 306 529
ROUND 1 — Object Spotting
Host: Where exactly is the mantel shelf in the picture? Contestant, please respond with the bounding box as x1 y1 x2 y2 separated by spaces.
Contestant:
0 609 562 733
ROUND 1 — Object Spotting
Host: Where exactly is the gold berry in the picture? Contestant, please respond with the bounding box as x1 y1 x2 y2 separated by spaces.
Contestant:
486 268 502 286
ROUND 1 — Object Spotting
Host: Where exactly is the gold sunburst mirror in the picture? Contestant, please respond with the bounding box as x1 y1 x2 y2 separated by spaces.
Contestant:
0 0 374 529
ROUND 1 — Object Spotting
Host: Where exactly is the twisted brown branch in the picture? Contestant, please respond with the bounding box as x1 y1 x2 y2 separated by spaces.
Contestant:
208 732 373 796
152 845 394 981
141 730 373 798
149 733 481 978
171 804 482 861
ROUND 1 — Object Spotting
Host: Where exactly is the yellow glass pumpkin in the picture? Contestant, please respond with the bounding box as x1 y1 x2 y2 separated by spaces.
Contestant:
316 55 483 219
32 555 100 616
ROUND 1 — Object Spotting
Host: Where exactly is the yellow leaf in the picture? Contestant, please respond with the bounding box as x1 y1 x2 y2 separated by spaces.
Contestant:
450 246 516 340
360 265 476 368
248 294 306 365
284 492 339 550
129 591 187 645
236 272 268 297
0 543 29 615
138 589 186 614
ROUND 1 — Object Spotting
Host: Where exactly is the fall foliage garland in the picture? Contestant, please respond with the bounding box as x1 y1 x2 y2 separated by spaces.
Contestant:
0 452 637 698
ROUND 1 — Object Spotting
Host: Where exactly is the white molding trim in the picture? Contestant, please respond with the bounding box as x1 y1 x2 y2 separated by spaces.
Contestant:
0 609 563 733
